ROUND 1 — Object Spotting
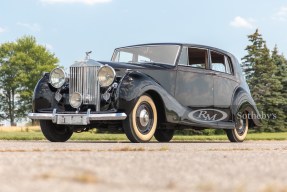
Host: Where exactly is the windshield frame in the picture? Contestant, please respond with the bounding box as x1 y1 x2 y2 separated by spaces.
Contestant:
111 44 181 66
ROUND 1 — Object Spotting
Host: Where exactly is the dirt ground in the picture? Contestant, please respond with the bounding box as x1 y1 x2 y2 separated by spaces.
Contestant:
0 141 286 192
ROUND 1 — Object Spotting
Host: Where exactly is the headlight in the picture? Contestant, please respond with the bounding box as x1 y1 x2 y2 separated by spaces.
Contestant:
49 68 66 88
70 92 82 108
98 65 116 87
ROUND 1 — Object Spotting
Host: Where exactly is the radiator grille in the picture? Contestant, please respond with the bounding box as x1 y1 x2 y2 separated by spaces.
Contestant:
69 66 99 106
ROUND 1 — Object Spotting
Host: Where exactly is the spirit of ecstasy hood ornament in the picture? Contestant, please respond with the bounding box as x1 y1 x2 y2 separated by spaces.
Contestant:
85 51 92 60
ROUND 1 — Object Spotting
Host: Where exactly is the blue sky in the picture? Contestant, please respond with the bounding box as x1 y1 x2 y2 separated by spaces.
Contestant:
0 0 287 68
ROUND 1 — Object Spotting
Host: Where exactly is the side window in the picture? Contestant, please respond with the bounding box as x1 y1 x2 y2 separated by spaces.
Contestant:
188 48 207 69
211 51 232 74
224 56 233 74
178 47 188 65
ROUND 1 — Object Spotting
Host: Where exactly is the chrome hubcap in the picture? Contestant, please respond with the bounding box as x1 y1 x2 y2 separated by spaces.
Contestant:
238 119 243 129
136 101 154 135
139 109 150 127
236 118 246 136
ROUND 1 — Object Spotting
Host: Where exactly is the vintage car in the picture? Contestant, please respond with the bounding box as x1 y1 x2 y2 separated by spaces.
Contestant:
28 43 260 143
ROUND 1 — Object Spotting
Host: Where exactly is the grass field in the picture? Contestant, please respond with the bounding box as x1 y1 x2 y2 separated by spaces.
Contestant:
0 126 286 141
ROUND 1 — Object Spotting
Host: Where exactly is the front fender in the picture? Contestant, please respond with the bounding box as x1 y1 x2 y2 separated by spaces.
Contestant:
116 71 186 123
32 73 59 113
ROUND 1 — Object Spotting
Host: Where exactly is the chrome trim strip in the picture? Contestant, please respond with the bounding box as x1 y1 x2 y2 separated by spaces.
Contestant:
96 77 100 111
52 108 57 123
89 113 127 120
28 113 54 120
28 112 127 121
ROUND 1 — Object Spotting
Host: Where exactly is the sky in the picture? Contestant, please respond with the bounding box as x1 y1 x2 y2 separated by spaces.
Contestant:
0 0 287 69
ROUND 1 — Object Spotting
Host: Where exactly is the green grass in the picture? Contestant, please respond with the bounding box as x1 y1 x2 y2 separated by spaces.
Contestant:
246 132 287 140
0 131 45 140
173 132 287 141
0 131 127 141
0 130 286 141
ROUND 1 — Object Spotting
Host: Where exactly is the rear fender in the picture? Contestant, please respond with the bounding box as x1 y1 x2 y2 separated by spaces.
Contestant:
231 88 261 127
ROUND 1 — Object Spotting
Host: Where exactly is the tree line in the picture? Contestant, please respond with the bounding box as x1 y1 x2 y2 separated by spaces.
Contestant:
0 33 286 131
0 36 58 125
242 29 287 132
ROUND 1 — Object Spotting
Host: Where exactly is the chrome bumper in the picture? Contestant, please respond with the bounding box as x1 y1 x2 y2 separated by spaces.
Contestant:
28 111 127 125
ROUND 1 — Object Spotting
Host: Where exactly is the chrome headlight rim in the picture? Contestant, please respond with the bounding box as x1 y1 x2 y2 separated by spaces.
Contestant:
98 65 116 87
69 92 83 109
49 67 66 89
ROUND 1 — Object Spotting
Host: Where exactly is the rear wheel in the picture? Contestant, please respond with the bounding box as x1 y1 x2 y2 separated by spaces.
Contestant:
40 120 73 142
123 95 157 143
226 112 249 142
154 129 174 142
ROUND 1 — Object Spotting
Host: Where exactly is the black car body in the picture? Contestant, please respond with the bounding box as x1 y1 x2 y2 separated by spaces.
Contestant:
28 43 260 143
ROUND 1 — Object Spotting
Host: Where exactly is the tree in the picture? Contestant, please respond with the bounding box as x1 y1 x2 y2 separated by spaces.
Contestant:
242 29 286 131
0 36 58 125
241 29 265 82
258 44 285 131
271 46 287 129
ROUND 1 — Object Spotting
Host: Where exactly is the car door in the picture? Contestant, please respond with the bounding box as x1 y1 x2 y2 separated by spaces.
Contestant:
175 47 214 111
210 50 239 120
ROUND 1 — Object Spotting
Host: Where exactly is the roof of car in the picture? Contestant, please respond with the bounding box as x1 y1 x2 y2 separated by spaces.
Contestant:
117 43 235 58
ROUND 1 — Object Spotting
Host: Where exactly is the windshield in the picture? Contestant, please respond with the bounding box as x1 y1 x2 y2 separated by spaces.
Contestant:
112 45 180 65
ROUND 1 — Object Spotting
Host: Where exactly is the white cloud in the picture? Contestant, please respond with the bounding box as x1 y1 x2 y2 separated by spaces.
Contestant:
0 27 6 33
273 5 287 21
40 0 111 5
17 22 41 32
45 43 54 51
230 16 254 29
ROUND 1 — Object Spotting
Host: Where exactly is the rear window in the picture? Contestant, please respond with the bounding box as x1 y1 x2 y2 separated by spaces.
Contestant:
210 51 232 74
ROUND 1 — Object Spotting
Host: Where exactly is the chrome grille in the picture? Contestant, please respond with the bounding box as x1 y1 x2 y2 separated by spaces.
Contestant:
69 65 99 106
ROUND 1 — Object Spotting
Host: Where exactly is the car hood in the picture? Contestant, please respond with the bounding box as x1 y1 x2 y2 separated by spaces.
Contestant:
97 61 174 77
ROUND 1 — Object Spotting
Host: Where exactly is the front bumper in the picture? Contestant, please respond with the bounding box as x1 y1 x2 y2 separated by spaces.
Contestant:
28 110 127 125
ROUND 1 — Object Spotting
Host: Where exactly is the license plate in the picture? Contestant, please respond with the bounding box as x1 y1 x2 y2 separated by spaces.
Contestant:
57 115 88 125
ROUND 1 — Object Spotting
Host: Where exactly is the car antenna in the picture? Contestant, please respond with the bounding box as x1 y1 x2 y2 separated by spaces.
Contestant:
85 51 92 60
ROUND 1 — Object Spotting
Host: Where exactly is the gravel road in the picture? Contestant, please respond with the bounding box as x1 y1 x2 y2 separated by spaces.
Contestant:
0 141 286 192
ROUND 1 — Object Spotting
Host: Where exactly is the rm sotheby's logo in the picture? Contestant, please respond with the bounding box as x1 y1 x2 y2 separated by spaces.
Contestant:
188 109 228 123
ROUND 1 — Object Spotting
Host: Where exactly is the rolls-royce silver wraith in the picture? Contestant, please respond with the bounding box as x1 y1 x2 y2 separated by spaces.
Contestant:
28 43 260 143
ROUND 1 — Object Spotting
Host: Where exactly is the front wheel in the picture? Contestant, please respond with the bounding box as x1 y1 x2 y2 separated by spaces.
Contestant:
123 95 157 143
40 120 73 142
226 112 249 142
